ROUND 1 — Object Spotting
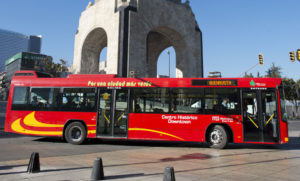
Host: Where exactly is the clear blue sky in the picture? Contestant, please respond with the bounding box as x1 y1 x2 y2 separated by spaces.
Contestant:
0 0 299 80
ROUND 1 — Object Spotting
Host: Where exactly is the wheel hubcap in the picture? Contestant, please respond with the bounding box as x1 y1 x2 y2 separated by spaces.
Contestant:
210 129 223 145
70 126 82 142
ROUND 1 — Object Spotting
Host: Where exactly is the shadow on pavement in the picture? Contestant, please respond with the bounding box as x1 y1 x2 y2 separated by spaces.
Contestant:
105 150 280 168
275 137 300 150
32 137 65 144
0 164 28 176
141 155 300 178
0 166 92 176
0 171 27 176
0 131 28 139
0 165 146 180
105 173 145 180
0 164 27 170
33 137 204 148
31 136 300 150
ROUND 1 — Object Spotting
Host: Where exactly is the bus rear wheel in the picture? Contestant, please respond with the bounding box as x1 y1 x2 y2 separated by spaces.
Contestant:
65 122 87 145
208 125 228 149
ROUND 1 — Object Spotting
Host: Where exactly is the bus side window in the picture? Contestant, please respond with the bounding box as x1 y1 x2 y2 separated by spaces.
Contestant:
61 88 96 112
30 88 48 110
204 88 240 115
11 87 30 110
132 88 169 113
171 88 204 114
30 88 59 111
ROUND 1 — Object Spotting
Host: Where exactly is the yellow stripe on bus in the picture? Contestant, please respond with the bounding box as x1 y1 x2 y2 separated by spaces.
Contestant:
12 118 62 136
23 112 64 128
129 128 184 141
88 130 96 134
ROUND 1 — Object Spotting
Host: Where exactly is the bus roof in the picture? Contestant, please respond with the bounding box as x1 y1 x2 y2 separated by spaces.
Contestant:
10 71 282 89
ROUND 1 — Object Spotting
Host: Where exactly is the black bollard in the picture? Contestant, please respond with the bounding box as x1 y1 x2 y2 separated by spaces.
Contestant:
163 167 176 181
91 157 104 180
27 152 40 173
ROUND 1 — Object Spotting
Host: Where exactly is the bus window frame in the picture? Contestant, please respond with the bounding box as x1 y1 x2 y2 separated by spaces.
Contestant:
130 87 241 115
11 86 97 112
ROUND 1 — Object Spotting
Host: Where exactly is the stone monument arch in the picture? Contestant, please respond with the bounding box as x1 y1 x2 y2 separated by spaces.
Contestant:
73 0 203 78
81 28 108 74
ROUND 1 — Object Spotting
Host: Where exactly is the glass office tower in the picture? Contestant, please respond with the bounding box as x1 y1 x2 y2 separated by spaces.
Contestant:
0 29 42 72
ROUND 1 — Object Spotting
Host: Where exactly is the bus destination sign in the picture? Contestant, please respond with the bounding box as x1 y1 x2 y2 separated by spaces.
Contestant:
192 80 238 86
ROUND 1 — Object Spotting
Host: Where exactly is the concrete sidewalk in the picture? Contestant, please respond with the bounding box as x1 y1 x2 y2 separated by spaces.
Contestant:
2 141 300 181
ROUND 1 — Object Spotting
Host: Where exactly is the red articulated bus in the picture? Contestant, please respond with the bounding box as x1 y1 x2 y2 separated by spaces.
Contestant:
5 71 288 149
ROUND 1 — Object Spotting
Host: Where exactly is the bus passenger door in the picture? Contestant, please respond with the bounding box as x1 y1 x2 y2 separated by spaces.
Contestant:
97 89 113 136
96 89 128 138
113 89 129 138
242 89 279 143
242 91 261 142
261 90 279 142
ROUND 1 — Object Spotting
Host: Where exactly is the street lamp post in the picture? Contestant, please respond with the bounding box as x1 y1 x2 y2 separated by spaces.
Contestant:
167 50 170 78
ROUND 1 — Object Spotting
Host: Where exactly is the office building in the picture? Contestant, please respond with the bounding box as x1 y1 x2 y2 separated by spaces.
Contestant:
5 52 49 81
0 29 42 72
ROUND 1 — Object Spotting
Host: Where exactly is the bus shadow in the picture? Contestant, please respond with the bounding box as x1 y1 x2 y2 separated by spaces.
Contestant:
87 139 204 148
225 137 300 150
33 137 204 148
0 131 28 139
32 137 66 144
275 137 300 150
32 137 300 150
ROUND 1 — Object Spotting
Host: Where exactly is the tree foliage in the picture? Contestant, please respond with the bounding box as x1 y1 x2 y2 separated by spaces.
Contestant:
41 57 68 77
265 62 282 78
282 78 298 100
244 73 254 78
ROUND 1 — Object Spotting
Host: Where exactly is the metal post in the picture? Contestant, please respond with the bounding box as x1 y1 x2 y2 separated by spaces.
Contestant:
167 50 170 78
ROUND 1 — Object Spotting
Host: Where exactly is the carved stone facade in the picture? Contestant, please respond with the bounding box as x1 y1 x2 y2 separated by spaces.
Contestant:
73 0 203 78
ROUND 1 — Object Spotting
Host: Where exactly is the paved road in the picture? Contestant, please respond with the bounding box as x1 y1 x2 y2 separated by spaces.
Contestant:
289 120 300 131
1 132 300 181
0 120 299 162
0 133 151 162
0 119 300 180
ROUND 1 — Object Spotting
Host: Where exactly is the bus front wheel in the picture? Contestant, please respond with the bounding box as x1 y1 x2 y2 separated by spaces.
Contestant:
208 125 228 149
65 122 87 145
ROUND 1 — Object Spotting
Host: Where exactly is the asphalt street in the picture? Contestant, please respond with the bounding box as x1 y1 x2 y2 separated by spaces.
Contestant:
0 120 300 180
0 120 299 162
0 134 151 162
289 120 300 131
1 128 300 181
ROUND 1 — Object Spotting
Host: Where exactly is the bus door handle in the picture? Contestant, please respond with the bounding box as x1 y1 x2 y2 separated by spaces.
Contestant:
264 114 274 127
248 116 259 129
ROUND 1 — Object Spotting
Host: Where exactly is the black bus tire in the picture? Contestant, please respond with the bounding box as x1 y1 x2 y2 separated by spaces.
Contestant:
208 125 228 149
65 122 87 145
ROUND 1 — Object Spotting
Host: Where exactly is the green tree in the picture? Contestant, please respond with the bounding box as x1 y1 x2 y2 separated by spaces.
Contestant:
297 79 300 99
282 78 297 100
265 62 282 78
257 72 262 78
41 57 68 77
244 73 254 78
